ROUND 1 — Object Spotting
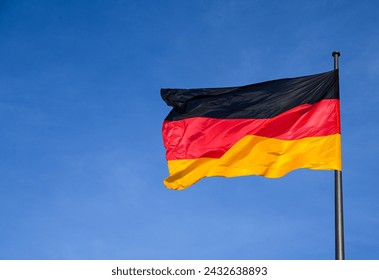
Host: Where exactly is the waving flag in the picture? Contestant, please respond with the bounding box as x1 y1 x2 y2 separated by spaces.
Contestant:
161 70 341 190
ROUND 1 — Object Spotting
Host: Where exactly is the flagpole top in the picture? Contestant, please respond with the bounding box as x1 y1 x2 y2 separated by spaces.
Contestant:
332 51 340 70
332 51 341 57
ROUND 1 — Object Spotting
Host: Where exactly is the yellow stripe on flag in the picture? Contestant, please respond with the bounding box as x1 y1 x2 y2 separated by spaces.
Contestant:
164 134 341 190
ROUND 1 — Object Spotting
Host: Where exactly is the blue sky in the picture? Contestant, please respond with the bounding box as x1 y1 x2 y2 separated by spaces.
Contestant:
0 0 378 260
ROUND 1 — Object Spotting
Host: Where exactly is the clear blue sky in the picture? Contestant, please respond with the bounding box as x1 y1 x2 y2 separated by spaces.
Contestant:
0 0 378 260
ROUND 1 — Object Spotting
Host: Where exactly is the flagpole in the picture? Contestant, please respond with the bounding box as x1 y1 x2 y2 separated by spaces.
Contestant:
332 51 345 260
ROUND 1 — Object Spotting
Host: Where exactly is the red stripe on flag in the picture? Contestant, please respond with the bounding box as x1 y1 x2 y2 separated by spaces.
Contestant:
163 99 340 160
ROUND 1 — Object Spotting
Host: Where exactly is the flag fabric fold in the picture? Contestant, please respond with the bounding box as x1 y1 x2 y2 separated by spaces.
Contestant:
161 70 341 190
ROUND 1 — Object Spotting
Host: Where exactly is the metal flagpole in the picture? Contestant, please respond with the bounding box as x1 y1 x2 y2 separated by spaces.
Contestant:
332 51 345 260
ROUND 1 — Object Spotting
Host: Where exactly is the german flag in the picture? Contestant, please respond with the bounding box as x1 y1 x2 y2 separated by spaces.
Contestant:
161 70 341 190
